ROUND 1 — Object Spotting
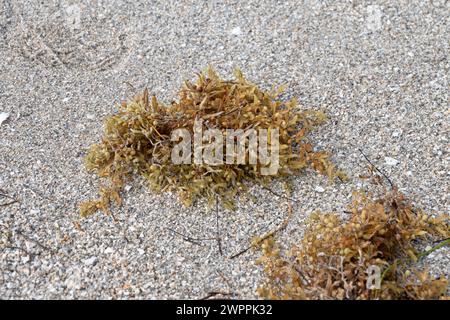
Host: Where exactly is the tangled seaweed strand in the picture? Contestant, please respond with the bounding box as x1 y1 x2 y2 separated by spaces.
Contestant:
80 67 345 217
256 176 450 300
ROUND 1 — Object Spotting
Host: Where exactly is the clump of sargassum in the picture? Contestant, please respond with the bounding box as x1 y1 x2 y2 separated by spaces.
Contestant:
256 174 450 300
80 67 345 216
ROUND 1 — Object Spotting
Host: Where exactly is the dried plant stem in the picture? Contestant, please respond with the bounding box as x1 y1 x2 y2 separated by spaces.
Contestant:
166 227 216 245
418 238 450 259
358 149 394 188
229 200 293 259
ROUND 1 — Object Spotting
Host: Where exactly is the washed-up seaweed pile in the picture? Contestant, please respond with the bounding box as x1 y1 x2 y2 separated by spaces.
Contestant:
257 175 450 300
80 67 344 216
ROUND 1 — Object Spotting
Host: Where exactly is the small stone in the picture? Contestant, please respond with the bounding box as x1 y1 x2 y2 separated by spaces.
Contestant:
83 256 98 266
30 209 40 215
104 247 114 254
124 185 132 192
392 130 401 138
0 112 9 125
384 157 399 166
86 113 95 120
315 186 325 193
230 26 242 36
65 273 82 290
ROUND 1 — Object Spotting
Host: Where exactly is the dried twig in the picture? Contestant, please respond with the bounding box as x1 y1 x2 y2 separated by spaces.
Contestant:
260 185 300 203
215 196 223 256
217 270 232 290
123 81 136 93
229 200 293 259
358 149 394 189
293 265 310 285
16 230 54 253
4 246 33 257
0 199 17 207
0 189 18 206
199 291 234 300
166 227 216 245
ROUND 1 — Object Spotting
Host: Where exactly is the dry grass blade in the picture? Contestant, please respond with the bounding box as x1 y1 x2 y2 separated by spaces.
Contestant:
0 189 19 206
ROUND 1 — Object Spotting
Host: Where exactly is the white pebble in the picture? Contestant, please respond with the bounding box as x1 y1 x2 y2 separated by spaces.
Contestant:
230 26 242 36
65 273 81 290
83 256 98 266
314 186 325 193
392 130 401 138
104 247 114 254
384 157 399 166
0 112 10 125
